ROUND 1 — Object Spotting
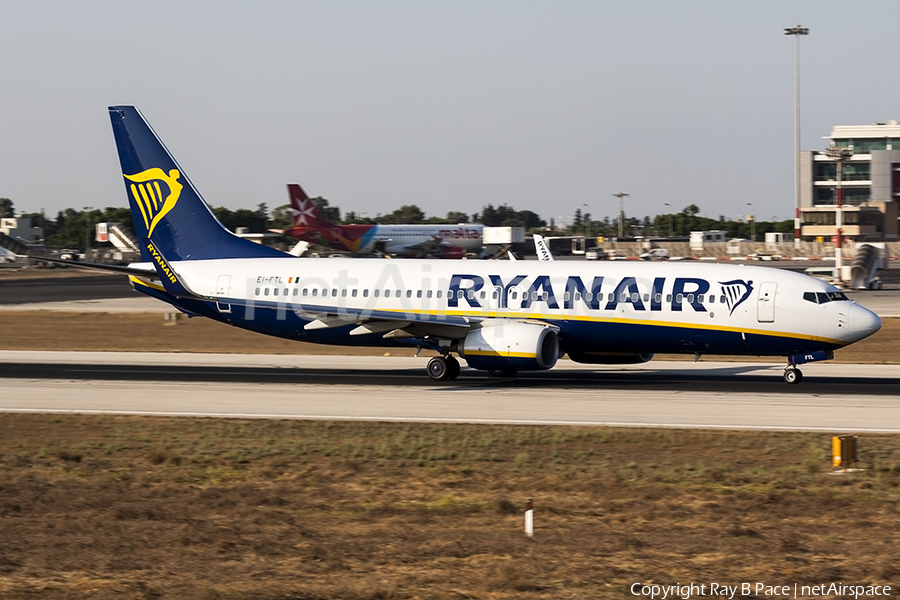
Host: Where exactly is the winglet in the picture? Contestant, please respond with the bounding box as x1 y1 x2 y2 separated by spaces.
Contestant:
534 234 554 261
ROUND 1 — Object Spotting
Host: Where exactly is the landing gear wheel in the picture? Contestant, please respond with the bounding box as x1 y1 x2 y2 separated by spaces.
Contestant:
783 367 803 384
446 356 460 380
489 368 518 378
427 356 450 381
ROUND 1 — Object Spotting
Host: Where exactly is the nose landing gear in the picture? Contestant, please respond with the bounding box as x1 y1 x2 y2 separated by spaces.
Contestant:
427 355 460 381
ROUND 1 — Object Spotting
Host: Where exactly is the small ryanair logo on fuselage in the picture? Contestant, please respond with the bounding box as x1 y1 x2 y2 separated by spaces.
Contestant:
719 279 754 315
145 241 178 284
124 168 183 237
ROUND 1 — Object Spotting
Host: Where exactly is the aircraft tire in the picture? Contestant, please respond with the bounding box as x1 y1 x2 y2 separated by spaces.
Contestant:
427 356 450 381
783 367 802 384
446 356 460 380
488 368 518 378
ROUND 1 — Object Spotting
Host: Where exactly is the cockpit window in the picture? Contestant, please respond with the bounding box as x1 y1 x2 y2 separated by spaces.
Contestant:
805 291 851 304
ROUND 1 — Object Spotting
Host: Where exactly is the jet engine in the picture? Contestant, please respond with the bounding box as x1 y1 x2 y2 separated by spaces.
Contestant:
566 350 654 364
459 322 559 372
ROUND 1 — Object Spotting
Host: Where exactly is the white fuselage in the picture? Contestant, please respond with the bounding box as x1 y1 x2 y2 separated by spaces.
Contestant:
152 257 881 355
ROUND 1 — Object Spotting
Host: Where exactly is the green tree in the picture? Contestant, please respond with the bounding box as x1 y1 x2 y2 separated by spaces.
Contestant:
381 205 425 224
0 198 14 218
311 197 340 223
269 204 294 229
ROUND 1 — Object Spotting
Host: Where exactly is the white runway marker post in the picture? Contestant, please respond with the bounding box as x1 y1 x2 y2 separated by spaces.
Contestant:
525 498 534 538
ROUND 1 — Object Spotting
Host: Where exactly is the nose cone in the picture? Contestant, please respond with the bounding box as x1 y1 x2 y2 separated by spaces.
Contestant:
847 302 882 343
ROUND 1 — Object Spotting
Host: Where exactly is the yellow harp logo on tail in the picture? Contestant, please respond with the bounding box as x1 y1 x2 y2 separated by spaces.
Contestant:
124 168 183 237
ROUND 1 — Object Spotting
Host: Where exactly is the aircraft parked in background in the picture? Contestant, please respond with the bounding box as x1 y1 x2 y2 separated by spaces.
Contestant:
280 184 483 258
42 106 883 384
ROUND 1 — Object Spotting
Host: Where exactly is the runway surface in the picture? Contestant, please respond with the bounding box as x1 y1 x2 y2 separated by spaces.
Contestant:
2 351 899 432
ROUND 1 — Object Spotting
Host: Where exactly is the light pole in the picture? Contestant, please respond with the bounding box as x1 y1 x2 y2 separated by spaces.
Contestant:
826 144 853 283
83 205 94 259
664 202 672 237
612 192 629 238
785 25 809 247
747 203 755 243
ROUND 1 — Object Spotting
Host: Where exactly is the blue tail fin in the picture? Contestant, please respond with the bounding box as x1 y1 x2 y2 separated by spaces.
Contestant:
108 106 290 262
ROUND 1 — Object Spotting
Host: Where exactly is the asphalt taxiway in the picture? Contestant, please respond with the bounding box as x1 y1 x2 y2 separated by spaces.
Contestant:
2 351 899 432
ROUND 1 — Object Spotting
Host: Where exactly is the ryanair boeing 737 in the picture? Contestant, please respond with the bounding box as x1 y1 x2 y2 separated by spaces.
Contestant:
56 106 883 384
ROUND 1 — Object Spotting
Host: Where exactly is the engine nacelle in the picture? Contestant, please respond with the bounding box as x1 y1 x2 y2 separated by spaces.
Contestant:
566 350 654 365
460 322 559 372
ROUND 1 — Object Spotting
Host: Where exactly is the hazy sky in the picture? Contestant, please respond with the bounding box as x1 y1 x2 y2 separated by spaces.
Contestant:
2 1 899 225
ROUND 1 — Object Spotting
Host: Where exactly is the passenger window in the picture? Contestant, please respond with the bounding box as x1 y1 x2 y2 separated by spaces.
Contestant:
803 292 817 303
643 294 649 302
631 293 639 302
437 291 442 299
312 289 318 296
428 290 433 299
303 288 308 296
719 295 726 303
264 288 270 296
374 290 380 297
458 290 465 299
332 289 338 297
676 294 684 304
542 292 548 301
341 289 347 297
255 287 260 295
480 291 486 299
510 291 518 300
284 288 289 296
417 290 423 299
666 294 672 302
363 289 369 297
585 292 593 301
574 292 581 301
293 288 298 296
467 290 474 299
273 289 279 296
655 293 662 303
406 290 412 298
492 290 499 300
352 289 358 297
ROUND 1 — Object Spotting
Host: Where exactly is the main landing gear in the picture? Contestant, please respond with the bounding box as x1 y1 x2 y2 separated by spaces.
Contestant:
783 366 803 385
427 355 460 381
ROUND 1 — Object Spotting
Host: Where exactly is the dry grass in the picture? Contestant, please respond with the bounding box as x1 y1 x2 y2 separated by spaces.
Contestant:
1 415 900 599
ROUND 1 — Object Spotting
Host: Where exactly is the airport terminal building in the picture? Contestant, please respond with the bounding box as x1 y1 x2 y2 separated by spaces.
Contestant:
800 121 900 241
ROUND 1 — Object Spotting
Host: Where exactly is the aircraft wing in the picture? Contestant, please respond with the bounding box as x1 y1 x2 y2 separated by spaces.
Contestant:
398 235 443 253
